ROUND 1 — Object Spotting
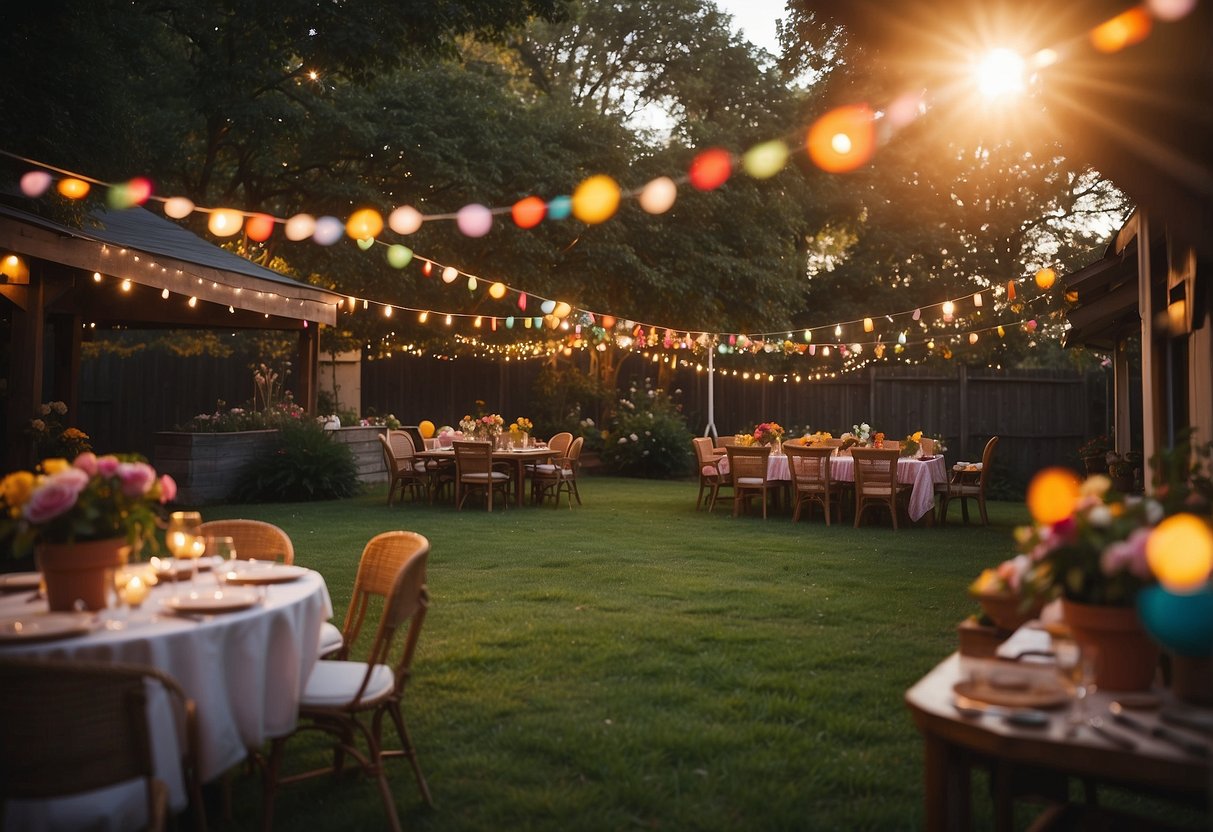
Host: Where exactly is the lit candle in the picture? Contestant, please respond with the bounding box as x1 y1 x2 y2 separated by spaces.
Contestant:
121 575 150 608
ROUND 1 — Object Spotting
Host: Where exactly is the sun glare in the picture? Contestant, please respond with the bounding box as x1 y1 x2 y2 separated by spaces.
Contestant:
973 48 1027 100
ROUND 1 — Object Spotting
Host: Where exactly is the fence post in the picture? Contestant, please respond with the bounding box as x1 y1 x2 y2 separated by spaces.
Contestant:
869 365 877 420
958 363 969 459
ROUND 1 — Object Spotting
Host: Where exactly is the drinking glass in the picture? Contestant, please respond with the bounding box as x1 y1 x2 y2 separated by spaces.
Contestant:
167 511 204 587
206 535 237 589
1055 636 1097 732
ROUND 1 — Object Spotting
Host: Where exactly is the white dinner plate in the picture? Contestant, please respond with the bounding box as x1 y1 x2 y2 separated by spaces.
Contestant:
164 589 260 614
222 564 309 586
0 572 42 592
0 612 95 644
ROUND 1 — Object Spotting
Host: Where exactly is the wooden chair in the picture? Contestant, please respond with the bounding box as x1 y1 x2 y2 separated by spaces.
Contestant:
692 437 729 511
725 445 777 519
452 440 511 511
199 518 295 564
784 443 840 525
0 657 206 832
262 532 432 832
546 432 574 456
716 435 739 449
531 436 584 508
380 430 428 506
939 436 999 526
851 447 909 530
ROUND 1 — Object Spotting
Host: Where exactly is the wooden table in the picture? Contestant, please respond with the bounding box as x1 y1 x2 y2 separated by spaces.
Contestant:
417 446 556 507
905 652 1211 830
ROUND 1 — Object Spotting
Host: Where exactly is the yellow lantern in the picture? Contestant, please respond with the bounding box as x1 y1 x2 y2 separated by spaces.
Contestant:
346 208 384 240
207 208 244 237
1147 514 1213 593
1035 268 1056 290
489 282 507 300
57 177 90 199
571 175 621 224
418 420 436 439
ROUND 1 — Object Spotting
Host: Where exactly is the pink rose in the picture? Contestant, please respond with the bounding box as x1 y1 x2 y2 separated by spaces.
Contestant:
23 477 85 524
73 452 99 476
116 462 156 497
97 455 121 477
158 474 177 504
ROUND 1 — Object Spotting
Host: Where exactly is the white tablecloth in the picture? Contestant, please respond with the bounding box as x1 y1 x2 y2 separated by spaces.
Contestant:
722 453 948 521
0 569 332 830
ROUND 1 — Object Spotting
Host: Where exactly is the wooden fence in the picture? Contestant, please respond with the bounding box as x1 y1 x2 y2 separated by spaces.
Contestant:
78 350 1108 494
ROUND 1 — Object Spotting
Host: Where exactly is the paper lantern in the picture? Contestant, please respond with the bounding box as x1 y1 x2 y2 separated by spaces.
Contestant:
547 196 572 221
386 244 413 269
467 276 477 291
207 208 243 237
1091 7 1152 53
553 301 572 319
164 196 195 219
518 293 527 311
312 216 345 246
456 203 493 237
572 175 621 224
969 333 979 344
388 205 423 235
639 177 677 214
806 104 875 173
545 314 560 330
489 282 507 299
438 266 457 284
1026 468 1081 525
742 141 788 179
246 213 275 242
912 308 921 320
512 196 546 228
285 213 316 241
540 299 556 315
346 208 383 240
1147 0 1197 21
601 315 616 329
20 170 52 197
127 177 153 205
1035 268 1056 289
688 148 732 191
1147 514 1213 593
1006 280 1017 301
863 317 874 332
418 420 436 439
973 292 983 307
355 237 375 251
57 177 90 199
505 316 515 329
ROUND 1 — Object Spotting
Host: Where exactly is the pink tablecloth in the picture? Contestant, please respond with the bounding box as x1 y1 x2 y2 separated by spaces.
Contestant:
720 453 948 522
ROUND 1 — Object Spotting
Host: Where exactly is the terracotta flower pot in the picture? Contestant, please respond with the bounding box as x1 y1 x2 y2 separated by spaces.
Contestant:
973 591 1044 632
1062 598 1160 691
37 537 131 612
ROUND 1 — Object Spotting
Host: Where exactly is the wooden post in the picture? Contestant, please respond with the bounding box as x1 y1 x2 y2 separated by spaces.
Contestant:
958 364 969 460
2 274 45 471
51 314 82 419
1138 214 1162 469
1114 339 1132 454
295 325 319 414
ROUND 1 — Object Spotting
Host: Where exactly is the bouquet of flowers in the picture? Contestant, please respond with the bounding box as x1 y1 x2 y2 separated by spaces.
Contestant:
852 422 872 444
460 413 504 441
752 422 784 446
1 453 177 558
734 433 756 447
873 431 886 448
801 431 833 446
901 430 924 457
510 417 534 435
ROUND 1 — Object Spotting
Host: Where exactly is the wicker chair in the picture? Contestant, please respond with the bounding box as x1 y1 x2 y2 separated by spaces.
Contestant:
262 532 432 832
380 430 429 506
692 437 729 511
725 445 777 519
784 443 840 525
545 432 574 456
199 518 295 564
452 440 511 511
851 447 909 529
0 658 205 832
939 436 1000 525
531 436 584 508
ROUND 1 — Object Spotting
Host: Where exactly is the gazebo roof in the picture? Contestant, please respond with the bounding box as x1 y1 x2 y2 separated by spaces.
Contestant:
0 197 341 328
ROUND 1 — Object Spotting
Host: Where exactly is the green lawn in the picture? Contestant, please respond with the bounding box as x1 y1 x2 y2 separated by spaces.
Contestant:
209 475 1028 830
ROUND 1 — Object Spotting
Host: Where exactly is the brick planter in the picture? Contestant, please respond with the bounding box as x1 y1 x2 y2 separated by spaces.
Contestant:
155 426 388 505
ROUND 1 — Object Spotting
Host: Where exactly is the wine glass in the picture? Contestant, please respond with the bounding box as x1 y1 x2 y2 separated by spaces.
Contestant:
167 511 204 588
206 536 237 589
1055 636 1097 734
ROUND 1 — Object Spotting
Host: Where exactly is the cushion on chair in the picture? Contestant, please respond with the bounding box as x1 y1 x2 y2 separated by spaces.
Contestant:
318 621 344 657
301 661 395 708
701 465 721 476
462 472 509 482
737 477 766 486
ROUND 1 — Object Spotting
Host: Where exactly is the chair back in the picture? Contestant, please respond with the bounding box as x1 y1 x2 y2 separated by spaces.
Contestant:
784 443 833 488
919 437 936 456
356 535 430 700
692 437 717 467
820 438 845 449
386 429 418 460
340 531 430 662
979 436 999 488
452 440 494 480
725 445 770 485
199 518 295 564
851 447 900 495
717 435 738 448
566 435 584 464
0 658 199 825
547 432 573 456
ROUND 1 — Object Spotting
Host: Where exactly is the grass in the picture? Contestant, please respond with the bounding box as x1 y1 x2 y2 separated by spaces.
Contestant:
204 476 1046 829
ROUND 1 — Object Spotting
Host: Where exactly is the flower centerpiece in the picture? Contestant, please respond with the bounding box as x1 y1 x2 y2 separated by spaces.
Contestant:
752 422 784 447
900 431 924 457
872 431 886 449
1 453 178 610
801 431 833 446
509 417 533 447
852 422 872 445
460 413 504 442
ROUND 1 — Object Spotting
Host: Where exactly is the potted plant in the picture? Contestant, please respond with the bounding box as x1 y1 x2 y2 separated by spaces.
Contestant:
1077 434 1110 475
0 453 177 610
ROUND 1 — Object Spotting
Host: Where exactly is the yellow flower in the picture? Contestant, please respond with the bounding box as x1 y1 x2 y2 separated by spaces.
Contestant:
1 470 36 510
912 430 923 442
41 458 70 474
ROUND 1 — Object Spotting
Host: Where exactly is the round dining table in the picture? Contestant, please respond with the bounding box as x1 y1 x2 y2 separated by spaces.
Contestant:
0 563 332 830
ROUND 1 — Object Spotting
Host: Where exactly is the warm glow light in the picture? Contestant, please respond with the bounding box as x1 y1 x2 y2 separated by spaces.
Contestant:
1035 267 1056 289
188 296 198 308
346 208 384 240
164 197 195 219
93 272 103 283
571 175 621 224
972 48 1027 100
161 288 170 299
489 282 507 300
1026 468 1081 525
284 213 316 241
418 311 428 323
942 301 955 316
0 255 29 282
688 148 732 191
245 213 275 242
441 266 458 284
120 279 132 292
1091 7 1152 53
807 105 875 173
863 318 874 332
207 209 243 237
511 196 546 228
57 178 90 199
639 177 677 214
1147 514 1213 593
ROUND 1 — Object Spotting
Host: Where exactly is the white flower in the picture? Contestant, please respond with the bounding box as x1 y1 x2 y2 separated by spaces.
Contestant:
1087 504 1113 528
629 433 639 441
645 430 651 436
617 437 628 444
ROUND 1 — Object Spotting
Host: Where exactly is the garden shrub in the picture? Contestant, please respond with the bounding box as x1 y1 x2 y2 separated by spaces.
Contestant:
602 380 692 478
229 420 361 502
